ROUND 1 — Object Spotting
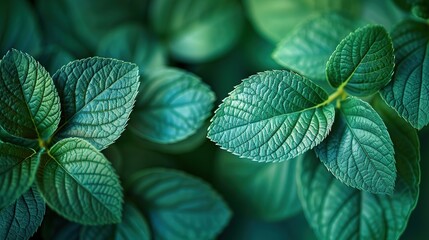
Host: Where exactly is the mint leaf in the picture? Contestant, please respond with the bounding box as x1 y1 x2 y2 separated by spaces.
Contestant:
36 138 123 225
327 25 395 96
381 20 429 129
0 186 45 240
127 168 231 240
0 142 38 209
53 57 140 150
129 68 215 144
273 12 360 81
214 150 301 221
0 49 61 140
315 97 396 194
208 70 335 162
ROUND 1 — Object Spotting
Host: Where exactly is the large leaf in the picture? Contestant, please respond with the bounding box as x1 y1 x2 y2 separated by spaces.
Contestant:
214 150 301 221
0 49 61 140
315 97 396 194
127 168 231 240
208 70 335 162
52 57 140 150
36 138 123 225
381 20 429 129
129 68 215 144
0 186 45 240
0 143 38 209
273 12 360 81
326 25 395 96
244 0 361 43
150 0 243 62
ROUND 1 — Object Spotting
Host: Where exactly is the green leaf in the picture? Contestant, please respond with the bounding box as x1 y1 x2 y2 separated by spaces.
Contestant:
36 138 123 225
244 0 362 43
127 168 231 240
214 150 301 221
393 0 429 19
0 186 45 240
0 142 38 209
208 70 335 162
326 25 395 96
129 68 215 144
381 20 429 129
273 12 360 81
315 97 396 194
52 57 140 150
0 49 61 140
150 0 243 62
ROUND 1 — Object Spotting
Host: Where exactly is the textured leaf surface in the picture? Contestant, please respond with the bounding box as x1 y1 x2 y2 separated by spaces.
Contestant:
381 20 429 129
327 25 395 96
36 138 123 225
208 70 335 162
127 168 231 240
214 150 301 220
0 186 45 240
130 68 215 144
53 57 140 150
273 13 360 81
0 49 61 140
315 97 396 194
0 143 38 209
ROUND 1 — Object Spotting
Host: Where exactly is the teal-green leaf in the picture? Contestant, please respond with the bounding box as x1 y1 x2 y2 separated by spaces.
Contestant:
0 49 61 140
273 12 360 81
315 97 396 194
0 186 45 240
214 150 301 221
52 57 140 150
129 68 215 144
36 138 123 225
208 70 335 162
326 25 395 96
127 168 231 240
381 20 429 129
0 142 38 209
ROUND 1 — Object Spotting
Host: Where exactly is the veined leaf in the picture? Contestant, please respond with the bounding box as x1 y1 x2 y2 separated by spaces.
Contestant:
0 142 38 209
208 70 335 162
129 68 215 144
273 12 360 81
0 186 45 240
127 168 231 240
52 57 140 150
381 20 429 129
36 138 123 225
315 97 396 194
327 25 395 96
214 150 301 221
0 49 61 140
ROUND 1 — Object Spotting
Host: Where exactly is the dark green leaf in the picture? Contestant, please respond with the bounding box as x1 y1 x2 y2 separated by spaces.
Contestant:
127 168 231 240
208 70 335 162
36 138 123 225
381 20 429 129
53 57 140 150
327 25 395 96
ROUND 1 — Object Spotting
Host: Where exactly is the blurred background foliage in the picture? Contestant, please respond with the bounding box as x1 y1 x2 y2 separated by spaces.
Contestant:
1 0 428 239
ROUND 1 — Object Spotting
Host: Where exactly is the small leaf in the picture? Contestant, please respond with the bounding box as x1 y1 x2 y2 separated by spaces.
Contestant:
0 142 38 209
381 20 429 129
53 57 140 150
327 25 395 96
315 97 396 194
36 138 123 225
0 49 61 140
127 168 231 240
0 186 46 240
129 68 215 144
208 70 335 162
